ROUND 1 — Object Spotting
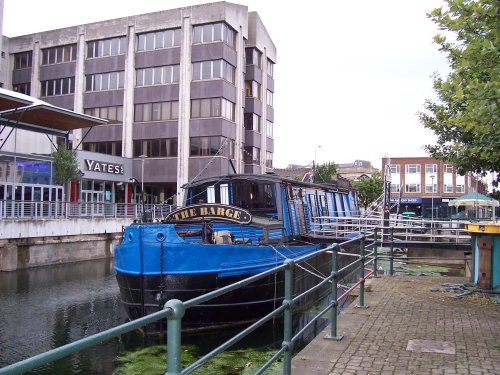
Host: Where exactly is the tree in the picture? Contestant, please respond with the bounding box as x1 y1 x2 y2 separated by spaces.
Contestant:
52 145 79 185
352 172 384 210
419 0 500 185
314 162 338 183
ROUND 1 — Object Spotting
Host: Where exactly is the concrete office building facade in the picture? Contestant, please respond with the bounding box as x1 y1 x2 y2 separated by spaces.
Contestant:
3 2 276 204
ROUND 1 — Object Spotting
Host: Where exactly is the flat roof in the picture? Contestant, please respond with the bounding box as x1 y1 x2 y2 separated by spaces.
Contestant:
0 88 107 136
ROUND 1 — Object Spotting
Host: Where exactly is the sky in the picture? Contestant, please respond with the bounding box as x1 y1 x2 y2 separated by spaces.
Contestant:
2 0 450 170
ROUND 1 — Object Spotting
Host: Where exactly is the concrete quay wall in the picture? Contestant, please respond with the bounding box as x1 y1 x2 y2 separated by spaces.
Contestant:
0 218 131 271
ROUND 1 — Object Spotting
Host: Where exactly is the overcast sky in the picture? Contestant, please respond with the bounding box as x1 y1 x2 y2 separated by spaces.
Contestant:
3 0 450 169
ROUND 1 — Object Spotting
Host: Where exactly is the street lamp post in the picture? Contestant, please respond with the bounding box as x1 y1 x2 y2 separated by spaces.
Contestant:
430 175 435 225
139 154 147 207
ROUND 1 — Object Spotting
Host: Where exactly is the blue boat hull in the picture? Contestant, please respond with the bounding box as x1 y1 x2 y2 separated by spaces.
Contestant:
114 223 330 333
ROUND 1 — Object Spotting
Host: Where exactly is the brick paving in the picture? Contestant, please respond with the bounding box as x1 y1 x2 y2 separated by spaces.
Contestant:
291 275 500 374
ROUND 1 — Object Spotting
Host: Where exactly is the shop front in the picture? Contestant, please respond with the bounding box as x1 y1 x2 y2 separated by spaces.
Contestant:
74 151 133 207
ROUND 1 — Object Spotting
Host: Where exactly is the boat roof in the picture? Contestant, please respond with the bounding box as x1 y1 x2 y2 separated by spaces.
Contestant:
182 173 354 193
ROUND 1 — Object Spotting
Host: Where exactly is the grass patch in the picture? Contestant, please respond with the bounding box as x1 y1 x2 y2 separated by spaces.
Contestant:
115 344 282 375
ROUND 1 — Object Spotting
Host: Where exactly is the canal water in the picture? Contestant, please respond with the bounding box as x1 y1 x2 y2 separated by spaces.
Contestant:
0 258 330 374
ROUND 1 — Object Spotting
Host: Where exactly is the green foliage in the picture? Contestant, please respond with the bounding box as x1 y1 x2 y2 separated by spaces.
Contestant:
314 162 338 183
352 172 384 210
115 344 282 375
52 146 79 185
419 0 500 185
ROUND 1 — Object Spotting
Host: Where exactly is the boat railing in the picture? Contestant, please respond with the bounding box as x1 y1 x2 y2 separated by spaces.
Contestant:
0 232 378 375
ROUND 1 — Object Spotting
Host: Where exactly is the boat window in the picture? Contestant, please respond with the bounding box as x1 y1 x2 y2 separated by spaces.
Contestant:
207 186 215 203
220 184 229 205
319 194 328 216
308 194 318 218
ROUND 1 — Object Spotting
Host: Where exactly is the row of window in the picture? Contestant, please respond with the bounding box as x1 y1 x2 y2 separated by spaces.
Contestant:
133 137 238 159
84 106 123 124
391 183 465 194
191 98 234 121
134 101 179 122
389 164 455 174
136 65 180 86
192 60 235 83
83 138 272 167
13 24 274 76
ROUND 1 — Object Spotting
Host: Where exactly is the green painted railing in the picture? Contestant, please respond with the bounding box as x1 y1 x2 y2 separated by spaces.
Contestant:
0 232 377 375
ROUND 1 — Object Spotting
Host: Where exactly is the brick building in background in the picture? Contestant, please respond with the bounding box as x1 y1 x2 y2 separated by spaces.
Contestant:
382 156 487 219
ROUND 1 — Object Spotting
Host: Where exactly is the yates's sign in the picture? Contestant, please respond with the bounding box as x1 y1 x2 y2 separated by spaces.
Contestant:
85 159 124 175
166 204 252 224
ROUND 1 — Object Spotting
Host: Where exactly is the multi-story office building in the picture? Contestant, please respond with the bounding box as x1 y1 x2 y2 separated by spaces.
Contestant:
2 2 276 205
381 156 486 218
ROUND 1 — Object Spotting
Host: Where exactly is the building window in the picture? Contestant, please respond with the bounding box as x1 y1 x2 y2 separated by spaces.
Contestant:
266 90 273 107
456 184 465 193
191 98 234 121
405 164 420 174
40 77 75 97
244 113 261 132
267 59 274 77
245 48 262 68
266 151 273 168
83 141 122 156
444 164 453 173
14 51 32 69
425 183 437 193
266 120 273 138
190 136 234 158
87 37 126 58
136 65 179 86
193 23 235 48
245 80 261 99
443 183 453 193
389 164 400 174
137 29 180 51
84 106 123 124
133 138 178 157
134 101 179 122
390 184 401 193
86 71 124 91
405 183 421 193
192 60 235 83
42 44 77 65
13 83 31 95
425 164 437 174
244 146 260 165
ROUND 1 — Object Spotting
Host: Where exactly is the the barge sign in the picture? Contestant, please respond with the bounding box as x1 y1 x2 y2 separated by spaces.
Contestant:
166 204 252 224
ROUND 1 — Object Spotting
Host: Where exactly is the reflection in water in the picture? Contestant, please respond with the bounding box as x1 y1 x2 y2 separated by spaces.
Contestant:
0 258 335 374
0 258 129 374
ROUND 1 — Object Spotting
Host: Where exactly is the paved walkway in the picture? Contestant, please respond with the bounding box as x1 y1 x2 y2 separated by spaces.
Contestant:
292 275 500 374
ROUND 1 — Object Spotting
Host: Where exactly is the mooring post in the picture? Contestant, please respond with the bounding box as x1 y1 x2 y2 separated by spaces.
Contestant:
373 228 379 277
283 259 294 375
325 243 343 341
165 299 185 375
389 226 394 276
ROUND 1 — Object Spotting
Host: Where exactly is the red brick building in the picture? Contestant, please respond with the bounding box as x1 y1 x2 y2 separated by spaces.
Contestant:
381 156 486 218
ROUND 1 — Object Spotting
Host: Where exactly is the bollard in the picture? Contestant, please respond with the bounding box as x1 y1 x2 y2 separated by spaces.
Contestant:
325 244 343 341
373 228 379 277
282 259 294 375
389 226 394 276
356 236 369 309
165 299 185 375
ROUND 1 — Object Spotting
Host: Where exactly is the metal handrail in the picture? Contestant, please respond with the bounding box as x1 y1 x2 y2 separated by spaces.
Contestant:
0 233 377 375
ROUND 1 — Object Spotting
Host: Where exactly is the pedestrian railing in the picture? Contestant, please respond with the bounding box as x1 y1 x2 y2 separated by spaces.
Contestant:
0 233 377 375
0 199 176 221
311 215 471 245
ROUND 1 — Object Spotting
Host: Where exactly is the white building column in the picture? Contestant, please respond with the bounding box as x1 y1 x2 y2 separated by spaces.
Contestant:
234 25 245 173
176 15 192 203
122 24 136 158
73 27 86 149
